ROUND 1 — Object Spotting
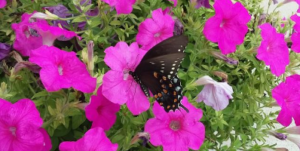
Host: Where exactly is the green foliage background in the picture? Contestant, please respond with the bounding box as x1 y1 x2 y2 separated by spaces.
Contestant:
1 0 300 150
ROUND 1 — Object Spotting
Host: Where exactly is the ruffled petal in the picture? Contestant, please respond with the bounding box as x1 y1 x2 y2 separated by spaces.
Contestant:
277 105 292 127
126 82 150 115
102 70 130 105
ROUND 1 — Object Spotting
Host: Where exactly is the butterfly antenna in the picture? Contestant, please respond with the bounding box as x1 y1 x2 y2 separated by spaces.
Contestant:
179 104 189 113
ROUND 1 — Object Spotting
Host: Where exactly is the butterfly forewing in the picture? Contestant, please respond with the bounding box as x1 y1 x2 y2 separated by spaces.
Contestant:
132 35 188 112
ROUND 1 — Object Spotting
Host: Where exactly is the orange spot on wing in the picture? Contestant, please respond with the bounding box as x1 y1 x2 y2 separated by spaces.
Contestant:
153 72 158 78
158 93 162 97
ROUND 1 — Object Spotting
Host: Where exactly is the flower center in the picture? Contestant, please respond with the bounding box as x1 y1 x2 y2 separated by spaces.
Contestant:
58 65 63 75
169 121 181 131
267 46 271 51
97 106 103 114
220 20 226 28
123 70 130 80
9 127 16 136
154 32 161 38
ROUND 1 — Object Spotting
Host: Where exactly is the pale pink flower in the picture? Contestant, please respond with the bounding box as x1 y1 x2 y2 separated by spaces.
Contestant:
256 23 290 77
0 0 6 8
0 98 52 151
291 14 300 53
145 97 205 151
136 8 174 51
285 126 300 135
85 86 120 130
102 42 149 115
203 0 250 54
272 74 300 126
195 76 233 111
102 0 136 14
287 136 300 149
29 45 96 93
59 127 118 151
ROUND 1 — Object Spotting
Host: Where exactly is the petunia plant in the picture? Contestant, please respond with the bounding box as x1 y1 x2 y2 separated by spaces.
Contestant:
1 0 300 151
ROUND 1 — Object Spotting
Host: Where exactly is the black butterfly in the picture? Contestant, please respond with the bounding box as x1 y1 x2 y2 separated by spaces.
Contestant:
129 35 189 112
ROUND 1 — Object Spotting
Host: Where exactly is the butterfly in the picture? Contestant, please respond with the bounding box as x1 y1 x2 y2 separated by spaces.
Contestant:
129 35 189 112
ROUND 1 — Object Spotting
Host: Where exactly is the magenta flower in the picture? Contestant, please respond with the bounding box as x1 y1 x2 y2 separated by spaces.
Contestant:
0 0 6 8
11 11 79 56
59 127 118 151
272 74 300 126
203 0 250 54
30 13 80 46
136 8 174 51
102 42 149 115
0 98 52 151
102 0 136 14
256 23 289 77
85 86 120 130
11 12 45 56
291 14 300 53
195 76 233 111
145 97 205 151
29 45 96 93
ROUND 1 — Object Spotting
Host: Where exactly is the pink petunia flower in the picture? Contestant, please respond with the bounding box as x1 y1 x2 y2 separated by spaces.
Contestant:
11 12 45 56
0 98 52 151
136 8 175 51
272 74 300 126
102 0 136 14
102 42 149 115
0 0 6 8
29 45 96 93
59 127 118 151
291 14 300 53
145 97 205 151
30 13 80 46
195 76 233 111
12 12 80 56
256 23 290 77
85 86 120 130
203 0 250 54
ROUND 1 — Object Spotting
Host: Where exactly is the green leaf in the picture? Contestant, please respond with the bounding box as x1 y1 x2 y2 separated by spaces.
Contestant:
72 15 86 23
72 115 86 129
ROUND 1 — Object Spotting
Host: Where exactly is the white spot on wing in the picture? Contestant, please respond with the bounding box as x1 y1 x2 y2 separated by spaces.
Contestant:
160 70 164 73
178 49 181 52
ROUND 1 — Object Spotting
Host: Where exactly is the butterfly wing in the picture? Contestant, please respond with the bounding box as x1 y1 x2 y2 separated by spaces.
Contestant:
135 35 188 79
134 35 189 112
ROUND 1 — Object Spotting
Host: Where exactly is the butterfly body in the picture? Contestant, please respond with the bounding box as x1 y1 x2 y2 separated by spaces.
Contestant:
130 35 189 112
